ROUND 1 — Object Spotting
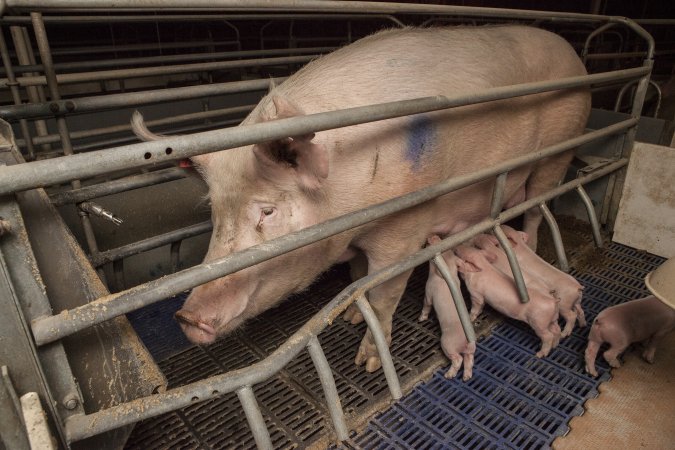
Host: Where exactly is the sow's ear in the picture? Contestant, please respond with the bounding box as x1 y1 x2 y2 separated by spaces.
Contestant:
253 96 329 190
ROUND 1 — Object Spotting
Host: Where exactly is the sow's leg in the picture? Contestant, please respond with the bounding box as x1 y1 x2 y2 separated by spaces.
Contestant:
522 150 575 250
343 251 368 325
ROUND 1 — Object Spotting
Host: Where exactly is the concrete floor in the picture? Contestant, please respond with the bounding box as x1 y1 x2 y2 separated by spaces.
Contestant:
553 330 675 450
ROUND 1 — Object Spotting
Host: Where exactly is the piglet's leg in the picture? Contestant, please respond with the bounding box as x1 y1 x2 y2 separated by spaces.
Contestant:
443 355 463 379
469 293 485 322
462 353 475 381
574 300 587 327
560 308 577 338
641 330 668 364
603 343 628 368
532 324 555 358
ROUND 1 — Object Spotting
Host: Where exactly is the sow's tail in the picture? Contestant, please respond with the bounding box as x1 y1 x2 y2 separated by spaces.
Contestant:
584 317 603 377
131 110 167 142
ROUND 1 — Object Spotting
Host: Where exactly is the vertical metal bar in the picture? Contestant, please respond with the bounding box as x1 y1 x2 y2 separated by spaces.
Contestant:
581 23 615 64
432 254 476 342
0 367 30 450
355 295 402 399
306 336 349 442
538 202 569 272
170 241 181 273
10 26 52 154
575 185 603 247
20 392 56 450
489 172 508 218
236 386 272 450
0 29 36 160
112 259 125 292
493 225 529 303
31 12 107 284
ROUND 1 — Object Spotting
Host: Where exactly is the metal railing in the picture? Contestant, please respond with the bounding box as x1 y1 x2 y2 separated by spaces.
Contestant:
0 2 655 448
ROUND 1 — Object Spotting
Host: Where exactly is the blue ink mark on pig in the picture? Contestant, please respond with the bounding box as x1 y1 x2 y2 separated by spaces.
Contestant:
406 115 436 170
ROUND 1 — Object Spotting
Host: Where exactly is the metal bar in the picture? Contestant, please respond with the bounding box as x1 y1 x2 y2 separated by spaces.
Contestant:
355 295 402 399
614 79 661 118
585 51 647 60
582 23 616 64
170 241 181 274
538 202 569 272
1 54 316 88
493 225 529 303
432 254 475 342
0 367 30 450
63 157 627 443
49 167 189 205
575 185 603 247
2 46 334 75
0 13 404 24
90 221 212 267
0 29 35 160
29 119 636 345
0 76 284 121
236 386 272 450
306 336 348 442
489 172 507 218
20 104 254 148
25 39 240 57
20 392 56 450
0 66 648 194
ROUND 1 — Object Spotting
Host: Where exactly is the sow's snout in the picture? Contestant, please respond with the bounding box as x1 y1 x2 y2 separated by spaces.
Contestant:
174 309 218 345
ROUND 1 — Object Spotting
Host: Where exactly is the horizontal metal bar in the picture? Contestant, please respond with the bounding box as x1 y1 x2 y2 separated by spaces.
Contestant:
90 221 212 267
18 104 254 147
1 47 334 76
49 167 188 205
0 76 282 121
0 66 648 195
0 13 402 23
30 118 635 346
63 156 627 443
31 40 239 57
1 54 315 88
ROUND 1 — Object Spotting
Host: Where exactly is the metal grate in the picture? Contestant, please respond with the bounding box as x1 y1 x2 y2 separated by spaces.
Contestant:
347 241 664 449
125 263 501 449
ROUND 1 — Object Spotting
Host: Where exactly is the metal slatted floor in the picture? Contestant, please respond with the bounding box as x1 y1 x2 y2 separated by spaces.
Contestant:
125 233 664 449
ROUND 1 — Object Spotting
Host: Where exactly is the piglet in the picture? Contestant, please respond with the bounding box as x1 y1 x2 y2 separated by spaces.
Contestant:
480 226 586 337
420 236 475 380
454 244 561 358
584 295 675 377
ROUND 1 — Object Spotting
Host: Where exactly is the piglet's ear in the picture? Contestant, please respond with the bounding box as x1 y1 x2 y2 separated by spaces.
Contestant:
518 231 529 244
483 250 498 264
253 96 329 190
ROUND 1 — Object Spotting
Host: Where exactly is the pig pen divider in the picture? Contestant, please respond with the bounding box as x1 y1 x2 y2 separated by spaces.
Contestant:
62 156 628 443
0 4 656 447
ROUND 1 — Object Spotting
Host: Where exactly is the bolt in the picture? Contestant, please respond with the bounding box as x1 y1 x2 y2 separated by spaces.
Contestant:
65 101 75 112
49 102 60 113
63 394 79 410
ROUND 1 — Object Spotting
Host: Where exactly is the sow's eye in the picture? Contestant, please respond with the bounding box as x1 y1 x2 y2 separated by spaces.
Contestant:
256 206 277 231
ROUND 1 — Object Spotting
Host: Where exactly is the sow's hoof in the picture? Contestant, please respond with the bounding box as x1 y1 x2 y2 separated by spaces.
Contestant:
343 304 364 325
355 339 382 373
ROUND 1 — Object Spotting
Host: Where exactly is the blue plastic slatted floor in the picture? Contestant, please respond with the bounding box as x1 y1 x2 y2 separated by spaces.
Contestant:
346 242 665 450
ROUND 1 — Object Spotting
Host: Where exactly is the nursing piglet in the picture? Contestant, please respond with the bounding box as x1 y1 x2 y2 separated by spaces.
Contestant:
454 244 561 358
584 295 675 377
419 237 475 380
495 225 586 337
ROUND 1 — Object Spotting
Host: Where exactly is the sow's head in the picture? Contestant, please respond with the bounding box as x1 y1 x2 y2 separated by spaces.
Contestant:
175 95 334 345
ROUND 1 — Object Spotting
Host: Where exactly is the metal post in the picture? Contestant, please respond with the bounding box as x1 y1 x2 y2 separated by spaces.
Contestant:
170 241 181 274
0 30 35 160
236 386 272 450
575 185 603 247
489 172 507 218
31 11 107 284
432 254 475 342
306 336 349 441
493 225 529 303
355 295 402 399
538 202 569 272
